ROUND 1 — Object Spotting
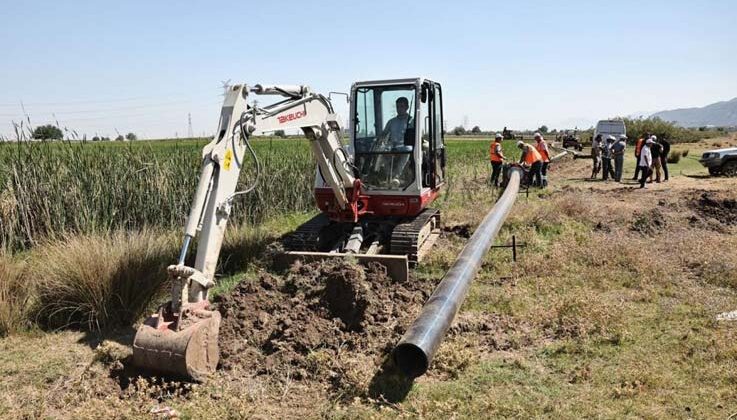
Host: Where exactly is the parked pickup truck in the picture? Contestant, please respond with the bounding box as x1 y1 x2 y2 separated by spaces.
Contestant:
699 147 737 176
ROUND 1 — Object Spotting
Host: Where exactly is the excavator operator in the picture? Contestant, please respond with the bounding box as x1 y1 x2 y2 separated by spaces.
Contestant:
381 97 412 148
378 96 414 187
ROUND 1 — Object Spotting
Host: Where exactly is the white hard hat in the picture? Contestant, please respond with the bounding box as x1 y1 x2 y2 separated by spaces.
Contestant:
517 140 524 148
619 134 627 140
650 135 657 141
533 132 542 138
495 133 503 139
607 135 615 141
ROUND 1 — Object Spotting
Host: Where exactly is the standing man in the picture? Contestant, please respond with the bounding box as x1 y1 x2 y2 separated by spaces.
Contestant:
659 136 671 181
649 135 663 183
534 132 551 187
612 134 627 182
601 135 616 181
638 138 653 188
591 134 602 179
632 133 648 181
518 140 543 187
489 133 506 187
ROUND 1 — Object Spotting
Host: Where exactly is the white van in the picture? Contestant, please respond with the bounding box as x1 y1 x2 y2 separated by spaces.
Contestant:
594 120 626 140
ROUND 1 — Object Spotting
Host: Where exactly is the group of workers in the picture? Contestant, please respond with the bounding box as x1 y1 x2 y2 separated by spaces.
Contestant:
489 130 672 190
591 132 670 188
633 133 671 188
489 132 550 188
590 134 628 182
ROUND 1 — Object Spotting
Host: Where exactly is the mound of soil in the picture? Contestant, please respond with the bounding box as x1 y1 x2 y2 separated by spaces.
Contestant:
214 259 434 390
442 224 472 239
692 192 737 226
630 208 667 235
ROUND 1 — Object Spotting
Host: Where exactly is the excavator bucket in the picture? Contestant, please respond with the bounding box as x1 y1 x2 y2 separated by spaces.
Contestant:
132 301 220 382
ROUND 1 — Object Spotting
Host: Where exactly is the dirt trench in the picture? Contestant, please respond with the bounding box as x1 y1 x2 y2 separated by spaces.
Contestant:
214 259 435 392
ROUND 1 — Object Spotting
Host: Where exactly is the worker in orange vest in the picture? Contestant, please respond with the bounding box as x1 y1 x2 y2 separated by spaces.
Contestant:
489 133 506 187
517 140 543 187
534 132 551 187
632 132 648 181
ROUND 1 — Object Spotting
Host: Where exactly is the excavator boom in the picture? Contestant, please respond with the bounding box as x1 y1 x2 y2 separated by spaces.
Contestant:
133 83 356 381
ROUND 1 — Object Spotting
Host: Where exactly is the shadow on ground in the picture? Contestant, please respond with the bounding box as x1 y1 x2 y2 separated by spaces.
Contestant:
368 358 414 403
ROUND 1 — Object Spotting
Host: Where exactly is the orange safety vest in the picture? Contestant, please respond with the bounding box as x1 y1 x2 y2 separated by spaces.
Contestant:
635 138 644 155
490 141 504 163
523 144 542 165
535 140 550 162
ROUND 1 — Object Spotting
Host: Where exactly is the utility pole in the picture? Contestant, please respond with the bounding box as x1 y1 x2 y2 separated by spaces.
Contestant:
187 113 194 139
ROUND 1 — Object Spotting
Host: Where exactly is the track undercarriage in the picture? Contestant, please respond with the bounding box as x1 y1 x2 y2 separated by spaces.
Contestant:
279 208 441 281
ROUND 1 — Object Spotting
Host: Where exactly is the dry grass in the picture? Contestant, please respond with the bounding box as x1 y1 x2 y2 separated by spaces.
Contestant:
1 138 737 418
0 257 31 336
30 229 177 331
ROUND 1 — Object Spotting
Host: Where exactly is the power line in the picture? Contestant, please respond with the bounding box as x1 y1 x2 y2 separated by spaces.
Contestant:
0 102 221 123
0 100 204 116
0 89 221 108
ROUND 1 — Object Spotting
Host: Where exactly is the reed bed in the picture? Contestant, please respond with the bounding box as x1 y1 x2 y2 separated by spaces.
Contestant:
0 138 315 253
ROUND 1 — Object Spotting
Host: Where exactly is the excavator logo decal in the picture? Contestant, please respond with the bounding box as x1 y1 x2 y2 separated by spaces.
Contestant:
277 110 307 124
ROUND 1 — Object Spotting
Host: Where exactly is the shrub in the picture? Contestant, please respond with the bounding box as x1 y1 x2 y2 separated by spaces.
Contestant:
32 125 63 140
667 153 681 164
31 229 177 331
620 117 700 144
0 257 32 336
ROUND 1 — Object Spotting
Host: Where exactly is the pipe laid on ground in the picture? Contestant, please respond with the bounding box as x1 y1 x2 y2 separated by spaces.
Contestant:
393 167 523 378
549 150 570 162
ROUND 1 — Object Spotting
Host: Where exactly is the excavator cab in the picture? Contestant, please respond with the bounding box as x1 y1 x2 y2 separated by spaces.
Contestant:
350 78 446 194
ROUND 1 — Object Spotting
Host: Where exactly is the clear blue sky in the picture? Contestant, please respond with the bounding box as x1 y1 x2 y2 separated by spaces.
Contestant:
1 0 735 139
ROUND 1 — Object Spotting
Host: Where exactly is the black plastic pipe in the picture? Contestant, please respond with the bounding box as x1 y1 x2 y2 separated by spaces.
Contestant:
393 167 523 378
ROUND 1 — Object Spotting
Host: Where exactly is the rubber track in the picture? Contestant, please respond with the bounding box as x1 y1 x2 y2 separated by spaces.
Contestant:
389 208 440 267
282 213 332 251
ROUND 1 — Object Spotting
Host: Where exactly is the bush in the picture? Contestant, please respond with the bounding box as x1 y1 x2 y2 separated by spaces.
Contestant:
620 117 701 144
31 229 177 330
125 132 137 141
667 153 681 164
32 125 63 140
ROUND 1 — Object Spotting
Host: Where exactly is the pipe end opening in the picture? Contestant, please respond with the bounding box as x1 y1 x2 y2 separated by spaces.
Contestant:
393 343 428 378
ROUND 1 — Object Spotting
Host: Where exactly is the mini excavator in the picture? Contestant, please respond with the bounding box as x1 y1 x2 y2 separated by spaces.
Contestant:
133 78 446 380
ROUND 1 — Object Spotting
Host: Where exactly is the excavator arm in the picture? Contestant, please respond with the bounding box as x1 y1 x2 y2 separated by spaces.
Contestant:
133 83 357 381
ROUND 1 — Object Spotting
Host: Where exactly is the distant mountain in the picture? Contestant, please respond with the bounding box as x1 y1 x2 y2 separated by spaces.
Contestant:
650 97 737 127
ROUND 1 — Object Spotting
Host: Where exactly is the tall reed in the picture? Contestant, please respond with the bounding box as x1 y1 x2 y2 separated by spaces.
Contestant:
0 139 315 252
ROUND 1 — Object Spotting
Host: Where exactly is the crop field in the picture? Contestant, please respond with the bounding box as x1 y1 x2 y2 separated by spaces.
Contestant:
0 135 736 418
